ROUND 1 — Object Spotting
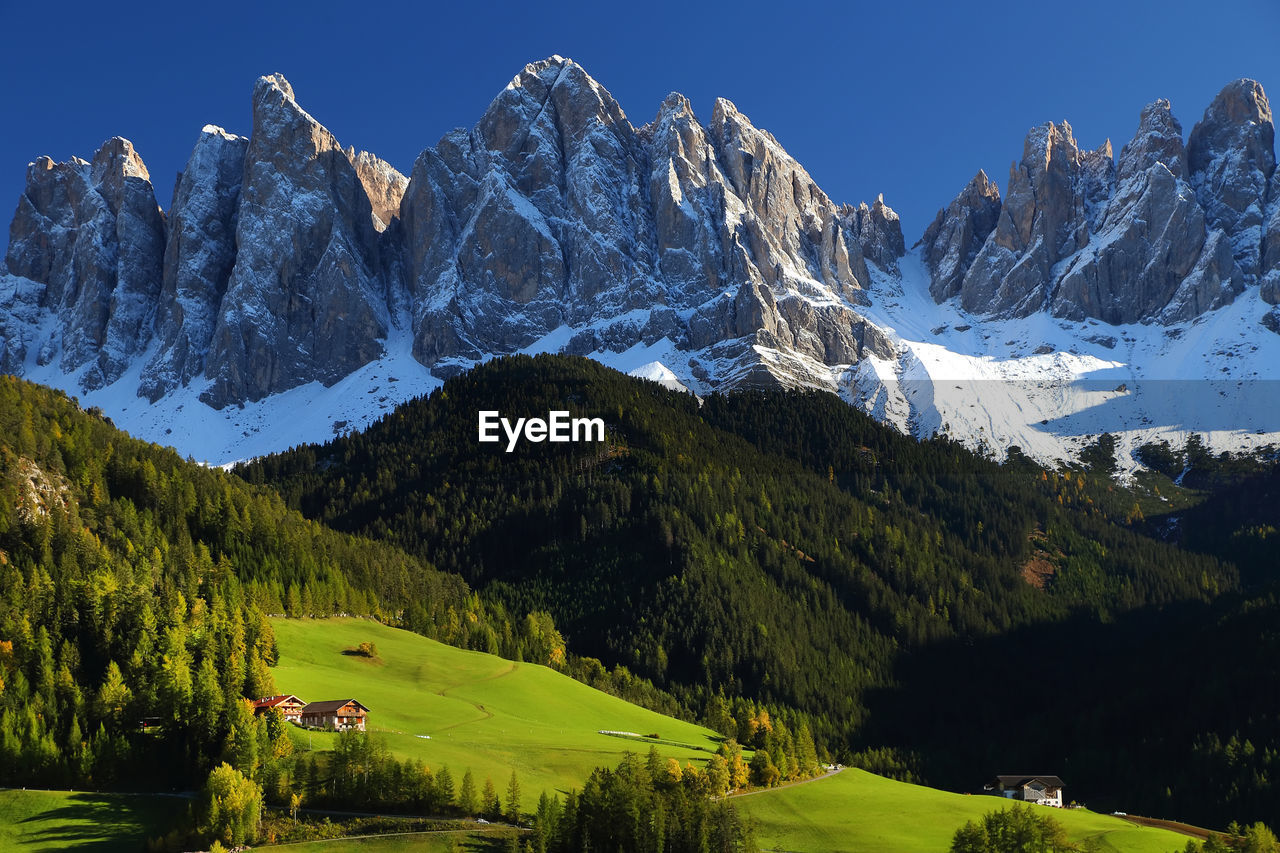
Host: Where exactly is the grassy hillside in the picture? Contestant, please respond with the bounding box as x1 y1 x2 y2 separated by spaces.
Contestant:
737 769 1190 853
0 789 185 851
270 617 723 797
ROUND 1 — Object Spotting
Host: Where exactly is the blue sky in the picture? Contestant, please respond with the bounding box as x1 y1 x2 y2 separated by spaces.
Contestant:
1 0 1278 243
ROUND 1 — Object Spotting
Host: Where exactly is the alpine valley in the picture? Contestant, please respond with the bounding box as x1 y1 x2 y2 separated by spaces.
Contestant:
2 57 1279 468
5 56 1280 853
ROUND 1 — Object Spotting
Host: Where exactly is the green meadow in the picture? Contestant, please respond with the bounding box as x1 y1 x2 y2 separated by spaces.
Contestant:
0 788 186 851
269 617 723 799
737 768 1192 853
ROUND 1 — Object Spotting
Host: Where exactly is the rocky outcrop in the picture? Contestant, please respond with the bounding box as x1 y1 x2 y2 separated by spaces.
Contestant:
953 121 1105 317
918 170 1001 301
4 138 166 389
202 74 393 408
932 80 1276 325
350 149 408 232
1053 100 1240 323
402 57 896 387
140 126 248 401
1263 171 1280 302
1188 79 1275 282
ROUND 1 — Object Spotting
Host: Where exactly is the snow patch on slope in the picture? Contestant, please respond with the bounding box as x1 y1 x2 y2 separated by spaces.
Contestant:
853 251 1280 473
21 321 440 466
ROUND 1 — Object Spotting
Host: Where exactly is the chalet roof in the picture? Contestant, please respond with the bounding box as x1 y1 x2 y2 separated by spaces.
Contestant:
301 699 369 715
990 775 1065 788
254 694 304 708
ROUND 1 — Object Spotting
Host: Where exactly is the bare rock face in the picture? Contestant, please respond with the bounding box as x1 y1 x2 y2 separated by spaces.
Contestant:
350 149 408 232
918 170 1001 301
402 57 896 388
140 126 248 401
4 138 165 389
957 121 1099 316
846 195 906 274
3 58 903 408
934 83 1279 325
0 273 45 374
1053 100 1241 323
1188 78 1275 282
202 74 392 408
1263 168 1280 302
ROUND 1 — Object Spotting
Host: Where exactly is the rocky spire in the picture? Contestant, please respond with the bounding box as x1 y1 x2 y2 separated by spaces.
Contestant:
954 121 1092 316
918 170 1001 301
202 73 392 407
1053 98 1240 324
930 86 1272 325
1188 78 1276 282
4 138 165 389
401 57 897 383
140 125 248 401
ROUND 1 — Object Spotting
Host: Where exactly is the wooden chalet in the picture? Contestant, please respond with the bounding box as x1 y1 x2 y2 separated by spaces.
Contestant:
253 694 306 724
985 775 1065 807
299 699 369 732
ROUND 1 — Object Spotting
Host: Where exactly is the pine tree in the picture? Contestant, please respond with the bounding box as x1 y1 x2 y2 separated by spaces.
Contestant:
505 769 521 824
483 776 500 819
459 768 479 816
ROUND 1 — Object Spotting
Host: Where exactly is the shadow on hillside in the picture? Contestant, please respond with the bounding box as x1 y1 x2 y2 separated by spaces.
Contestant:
858 598 1277 828
18 793 182 852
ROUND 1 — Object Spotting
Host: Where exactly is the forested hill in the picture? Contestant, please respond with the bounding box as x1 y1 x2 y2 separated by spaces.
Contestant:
240 355 1267 822
0 375 524 789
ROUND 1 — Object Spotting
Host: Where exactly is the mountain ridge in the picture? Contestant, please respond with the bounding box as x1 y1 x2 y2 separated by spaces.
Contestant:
2 58 1279 467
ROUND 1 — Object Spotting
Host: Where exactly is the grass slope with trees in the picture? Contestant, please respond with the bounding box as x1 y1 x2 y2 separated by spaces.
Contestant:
241 354 1276 828
269 615 721 798
738 769 1187 853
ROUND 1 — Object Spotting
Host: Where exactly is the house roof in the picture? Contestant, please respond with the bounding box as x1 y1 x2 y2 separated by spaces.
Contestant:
254 694 304 709
301 699 369 715
990 775 1065 788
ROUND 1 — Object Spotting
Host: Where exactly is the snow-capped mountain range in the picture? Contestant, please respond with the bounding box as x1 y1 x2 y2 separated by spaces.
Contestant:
2 57 1279 469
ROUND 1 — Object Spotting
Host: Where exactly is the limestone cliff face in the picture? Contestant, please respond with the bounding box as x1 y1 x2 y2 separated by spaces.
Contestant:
918 170 1001 302
3 138 165 389
921 79 1275 325
201 74 401 408
402 57 896 388
140 125 248 401
1188 79 1275 283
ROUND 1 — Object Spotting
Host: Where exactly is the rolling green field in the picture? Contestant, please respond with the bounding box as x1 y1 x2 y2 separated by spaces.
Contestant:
270 617 723 799
737 768 1192 853
0 788 186 851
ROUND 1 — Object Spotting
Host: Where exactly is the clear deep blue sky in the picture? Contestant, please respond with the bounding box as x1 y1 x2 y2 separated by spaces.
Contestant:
2 0 1278 246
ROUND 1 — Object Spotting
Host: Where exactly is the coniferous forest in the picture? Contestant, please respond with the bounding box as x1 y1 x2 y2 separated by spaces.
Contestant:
2 354 1279 843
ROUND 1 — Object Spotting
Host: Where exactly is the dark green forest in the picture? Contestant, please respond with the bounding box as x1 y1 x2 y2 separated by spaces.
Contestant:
238 354 1278 828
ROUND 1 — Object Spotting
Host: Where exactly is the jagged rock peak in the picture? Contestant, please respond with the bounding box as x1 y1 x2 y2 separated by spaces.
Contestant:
4 136 166 389
202 72 389 408
654 91 696 123
918 170 1002 301
92 136 152 185
1188 78 1275 281
348 148 408 231
1119 99 1186 180
850 195 906 272
258 72 296 103
929 85 1270 325
140 124 249 401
